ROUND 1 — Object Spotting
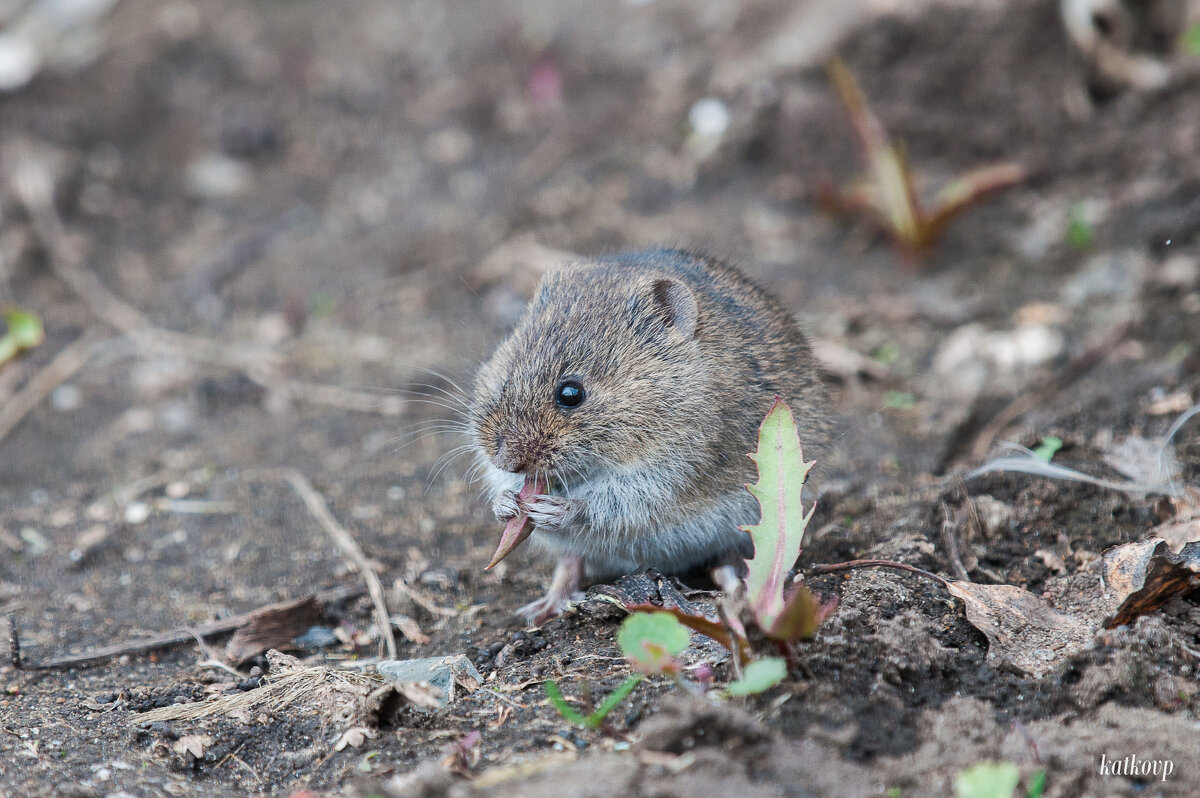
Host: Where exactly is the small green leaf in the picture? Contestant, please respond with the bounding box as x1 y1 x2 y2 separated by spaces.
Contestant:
0 308 45 367
1183 23 1200 55
742 398 817 633
886 788 903 798
1032 436 1062 463
618 612 689 675
4 309 44 348
954 761 1020 798
872 341 900 365
1026 769 1046 798
766 584 836 642
624 603 752 665
543 680 590 727
588 674 643 725
1066 204 1093 250
1167 342 1191 364
726 657 787 696
884 390 914 409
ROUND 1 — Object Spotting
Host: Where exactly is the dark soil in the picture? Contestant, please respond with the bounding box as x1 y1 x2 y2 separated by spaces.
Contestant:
2 1 1199 796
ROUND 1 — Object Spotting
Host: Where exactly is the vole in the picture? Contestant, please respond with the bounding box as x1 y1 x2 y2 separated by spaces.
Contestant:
470 249 829 623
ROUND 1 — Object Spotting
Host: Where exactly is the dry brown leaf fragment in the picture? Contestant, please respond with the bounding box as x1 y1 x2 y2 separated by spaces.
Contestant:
946 582 1093 679
394 681 444 710
1103 540 1200 628
391 614 430 645
1035 549 1067 574
172 734 212 760
1147 486 1200 553
334 726 378 751
223 595 322 663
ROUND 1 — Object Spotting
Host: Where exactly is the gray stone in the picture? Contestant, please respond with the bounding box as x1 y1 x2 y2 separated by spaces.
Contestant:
376 655 482 707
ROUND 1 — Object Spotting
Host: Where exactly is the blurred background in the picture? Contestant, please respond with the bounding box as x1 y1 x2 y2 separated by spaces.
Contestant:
2 1 1200 794
1 1 1198 488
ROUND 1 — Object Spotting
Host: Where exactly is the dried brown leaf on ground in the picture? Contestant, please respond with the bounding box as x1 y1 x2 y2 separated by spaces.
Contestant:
945 582 1094 678
172 734 212 760
334 726 379 751
1102 540 1200 628
1148 486 1200 552
223 595 323 663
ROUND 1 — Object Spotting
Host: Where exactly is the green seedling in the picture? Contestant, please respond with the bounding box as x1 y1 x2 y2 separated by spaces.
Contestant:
818 58 1024 261
1026 770 1046 798
618 611 689 676
543 612 689 729
872 340 901 365
742 398 830 641
1032 436 1063 464
1066 203 1094 250
310 291 335 318
725 656 786 697
884 390 915 410
628 398 834 691
954 761 1020 798
544 676 642 730
0 308 45 368
1183 23 1200 55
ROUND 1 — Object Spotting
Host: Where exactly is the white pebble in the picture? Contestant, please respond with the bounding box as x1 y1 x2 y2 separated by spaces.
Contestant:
688 97 730 139
50 384 82 411
124 502 151 525
185 153 250 199
0 33 40 92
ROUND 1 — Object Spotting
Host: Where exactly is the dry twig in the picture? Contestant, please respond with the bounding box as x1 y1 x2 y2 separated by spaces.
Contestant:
271 468 398 659
0 328 109 447
8 584 365 670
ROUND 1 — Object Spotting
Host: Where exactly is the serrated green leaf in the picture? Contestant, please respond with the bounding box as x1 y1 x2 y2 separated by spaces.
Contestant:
726 657 787 696
618 611 689 675
742 397 816 633
954 761 1020 798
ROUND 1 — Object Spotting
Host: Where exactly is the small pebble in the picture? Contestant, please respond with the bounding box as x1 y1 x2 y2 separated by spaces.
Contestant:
124 502 151 525
688 97 730 139
50 384 82 411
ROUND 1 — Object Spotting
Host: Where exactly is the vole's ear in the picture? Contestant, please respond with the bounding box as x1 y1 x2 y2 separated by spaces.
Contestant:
648 277 698 339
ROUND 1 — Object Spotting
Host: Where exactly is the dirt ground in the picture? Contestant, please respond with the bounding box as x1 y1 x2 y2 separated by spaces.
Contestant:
2 1 1200 796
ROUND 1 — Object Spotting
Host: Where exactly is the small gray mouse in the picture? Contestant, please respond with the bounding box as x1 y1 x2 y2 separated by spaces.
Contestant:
470 249 829 623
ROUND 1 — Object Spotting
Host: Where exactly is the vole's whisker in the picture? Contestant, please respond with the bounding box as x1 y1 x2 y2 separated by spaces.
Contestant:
426 444 473 490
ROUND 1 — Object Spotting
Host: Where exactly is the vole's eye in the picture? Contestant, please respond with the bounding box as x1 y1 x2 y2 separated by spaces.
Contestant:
555 380 586 408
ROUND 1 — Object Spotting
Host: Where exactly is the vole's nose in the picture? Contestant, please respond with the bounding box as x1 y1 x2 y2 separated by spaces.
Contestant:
493 437 529 473
494 434 545 474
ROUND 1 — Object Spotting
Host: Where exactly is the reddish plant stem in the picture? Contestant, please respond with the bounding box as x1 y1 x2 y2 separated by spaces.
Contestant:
806 559 949 587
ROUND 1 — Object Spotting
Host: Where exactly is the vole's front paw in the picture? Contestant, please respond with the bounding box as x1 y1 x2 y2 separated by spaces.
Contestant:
491 489 520 523
519 494 583 531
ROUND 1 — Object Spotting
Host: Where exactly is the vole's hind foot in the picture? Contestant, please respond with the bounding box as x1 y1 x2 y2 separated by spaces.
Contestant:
517 554 584 625
519 494 583 532
491 489 520 523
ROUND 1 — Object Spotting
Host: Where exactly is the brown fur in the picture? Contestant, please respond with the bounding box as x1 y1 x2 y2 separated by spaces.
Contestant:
471 248 829 583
